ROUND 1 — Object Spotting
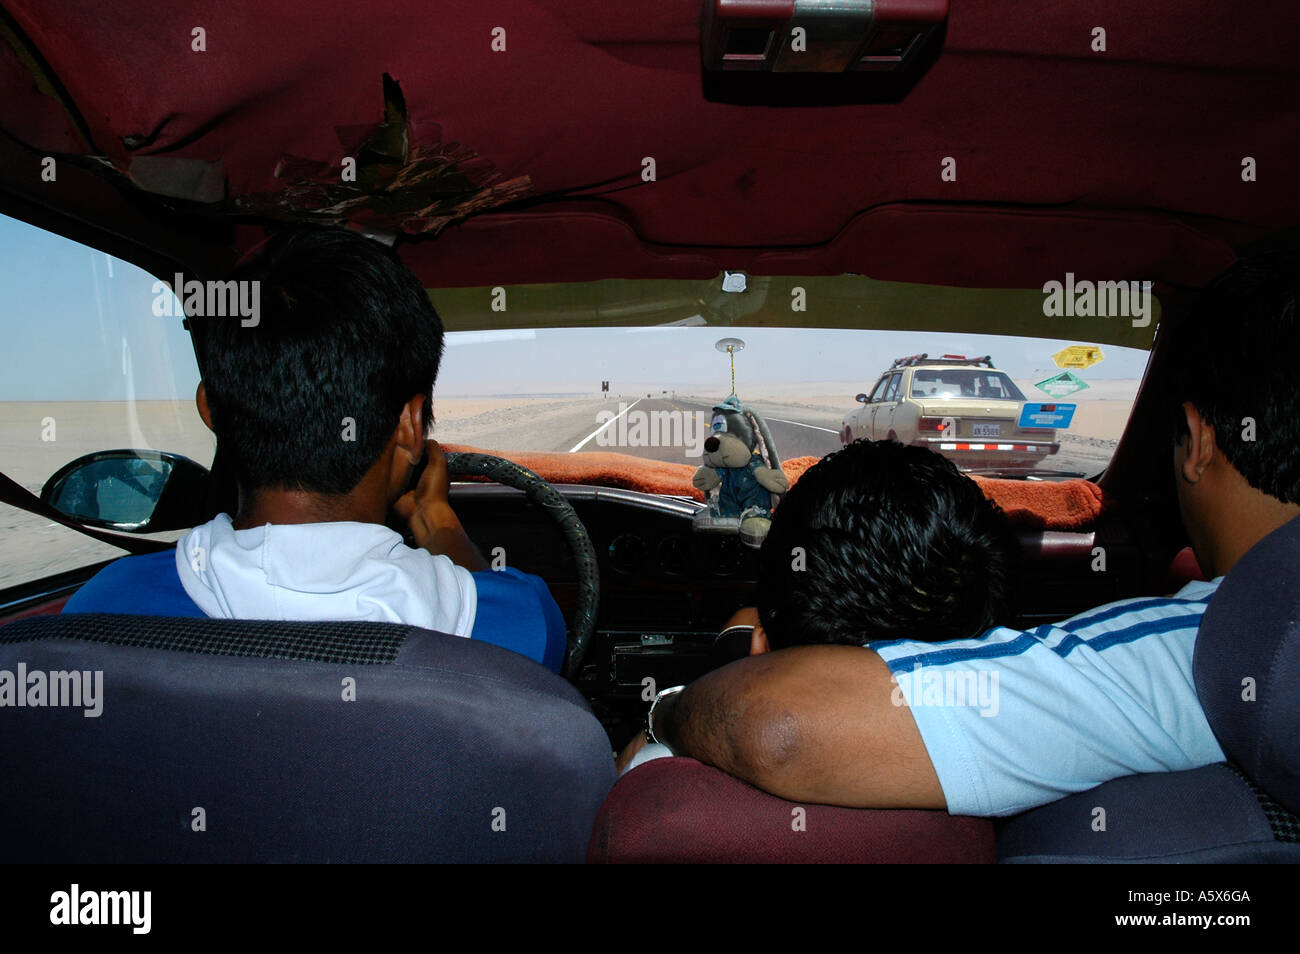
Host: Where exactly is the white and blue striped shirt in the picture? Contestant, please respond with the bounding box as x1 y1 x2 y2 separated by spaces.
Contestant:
869 578 1226 816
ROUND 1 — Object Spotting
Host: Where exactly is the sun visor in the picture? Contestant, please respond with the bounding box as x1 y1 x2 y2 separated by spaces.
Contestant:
424 269 1161 350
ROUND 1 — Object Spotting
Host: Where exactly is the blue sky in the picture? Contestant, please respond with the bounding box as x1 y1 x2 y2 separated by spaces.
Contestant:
1 213 1151 401
0 214 200 401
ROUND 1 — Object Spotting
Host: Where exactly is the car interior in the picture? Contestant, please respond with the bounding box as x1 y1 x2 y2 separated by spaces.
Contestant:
1 0 1298 865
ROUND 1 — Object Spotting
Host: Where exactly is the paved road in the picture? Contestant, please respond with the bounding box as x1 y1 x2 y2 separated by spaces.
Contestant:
437 392 1112 477
560 397 842 465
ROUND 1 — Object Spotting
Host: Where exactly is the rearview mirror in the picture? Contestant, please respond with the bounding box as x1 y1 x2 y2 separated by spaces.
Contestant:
855 392 869 403
41 450 211 533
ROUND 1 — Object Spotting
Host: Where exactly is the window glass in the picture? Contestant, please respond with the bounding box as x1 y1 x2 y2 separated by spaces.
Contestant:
2 224 1159 597
911 369 1027 401
431 326 1151 482
0 213 212 593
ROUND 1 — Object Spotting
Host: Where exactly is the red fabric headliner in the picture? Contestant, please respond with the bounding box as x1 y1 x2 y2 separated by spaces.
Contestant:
2 1 1296 288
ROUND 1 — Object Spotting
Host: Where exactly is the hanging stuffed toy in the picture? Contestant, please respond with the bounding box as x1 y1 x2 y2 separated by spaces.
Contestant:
692 395 789 547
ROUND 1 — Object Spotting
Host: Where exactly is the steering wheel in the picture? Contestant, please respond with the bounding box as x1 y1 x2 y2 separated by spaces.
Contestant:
444 451 599 679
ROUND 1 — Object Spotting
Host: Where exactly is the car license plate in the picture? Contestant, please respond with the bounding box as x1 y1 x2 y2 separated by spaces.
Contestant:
972 423 1001 438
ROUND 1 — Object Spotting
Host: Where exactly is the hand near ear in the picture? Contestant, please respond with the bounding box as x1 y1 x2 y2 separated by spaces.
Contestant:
394 440 489 571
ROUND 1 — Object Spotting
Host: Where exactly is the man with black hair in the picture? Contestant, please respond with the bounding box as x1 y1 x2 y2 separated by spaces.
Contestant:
755 439 1017 651
64 228 565 673
630 249 1300 814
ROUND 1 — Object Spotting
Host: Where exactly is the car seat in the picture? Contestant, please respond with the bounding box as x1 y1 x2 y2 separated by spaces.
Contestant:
588 756 995 863
996 514 1300 862
588 644 995 863
0 613 616 862
587 518 1300 864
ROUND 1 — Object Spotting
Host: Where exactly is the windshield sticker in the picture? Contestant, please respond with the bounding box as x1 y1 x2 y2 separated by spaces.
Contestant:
1036 371 1091 398
1052 345 1105 370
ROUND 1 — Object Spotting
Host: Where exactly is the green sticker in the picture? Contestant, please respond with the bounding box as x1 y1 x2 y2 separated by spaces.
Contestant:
1036 370 1091 398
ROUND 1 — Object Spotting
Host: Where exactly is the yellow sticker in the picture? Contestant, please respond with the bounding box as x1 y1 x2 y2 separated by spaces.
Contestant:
1052 345 1105 369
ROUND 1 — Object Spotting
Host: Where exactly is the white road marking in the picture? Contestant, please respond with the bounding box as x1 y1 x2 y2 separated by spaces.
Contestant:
762 416 839 435
568 398 643 453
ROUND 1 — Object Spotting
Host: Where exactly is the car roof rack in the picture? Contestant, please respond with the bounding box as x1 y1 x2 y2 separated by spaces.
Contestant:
889 353 997 370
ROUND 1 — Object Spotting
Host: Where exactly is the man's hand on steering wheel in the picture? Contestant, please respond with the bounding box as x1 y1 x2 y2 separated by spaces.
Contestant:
393 440 489 572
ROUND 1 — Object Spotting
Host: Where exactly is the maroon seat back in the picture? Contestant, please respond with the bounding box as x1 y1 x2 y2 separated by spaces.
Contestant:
588 757 994 863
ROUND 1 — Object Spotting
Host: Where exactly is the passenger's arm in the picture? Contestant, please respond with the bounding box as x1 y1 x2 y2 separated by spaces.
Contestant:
653 645 945 809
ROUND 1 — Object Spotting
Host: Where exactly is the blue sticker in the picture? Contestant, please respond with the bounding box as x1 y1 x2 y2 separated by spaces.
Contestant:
1019 403 1076 429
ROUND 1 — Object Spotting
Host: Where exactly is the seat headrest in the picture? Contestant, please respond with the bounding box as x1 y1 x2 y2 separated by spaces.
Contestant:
1194 514 1300 814
0 613 615 862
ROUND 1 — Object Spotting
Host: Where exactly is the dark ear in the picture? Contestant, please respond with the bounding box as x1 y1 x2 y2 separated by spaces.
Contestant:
393 394 427 466
196 381 215 432
1179 401 1216 485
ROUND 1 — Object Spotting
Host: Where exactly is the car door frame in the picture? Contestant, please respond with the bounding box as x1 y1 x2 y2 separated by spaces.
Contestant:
873 371 904 438
859 373 891 438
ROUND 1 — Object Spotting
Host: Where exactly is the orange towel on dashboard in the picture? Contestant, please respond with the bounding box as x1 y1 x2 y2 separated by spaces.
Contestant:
441 445 1107 532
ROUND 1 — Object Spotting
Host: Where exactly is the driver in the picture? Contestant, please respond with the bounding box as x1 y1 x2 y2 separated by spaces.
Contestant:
63 227 566 673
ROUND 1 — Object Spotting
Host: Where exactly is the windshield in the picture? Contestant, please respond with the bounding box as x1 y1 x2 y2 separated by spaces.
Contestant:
433 325 1150 482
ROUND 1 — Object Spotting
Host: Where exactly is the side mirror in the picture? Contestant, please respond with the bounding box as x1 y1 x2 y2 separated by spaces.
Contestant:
41 450 211 533
855 393 869 404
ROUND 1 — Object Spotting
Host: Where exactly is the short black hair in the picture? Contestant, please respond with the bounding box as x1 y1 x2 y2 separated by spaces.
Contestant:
757 440 1017 648
1167 246 1300 504
194 227 444 494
